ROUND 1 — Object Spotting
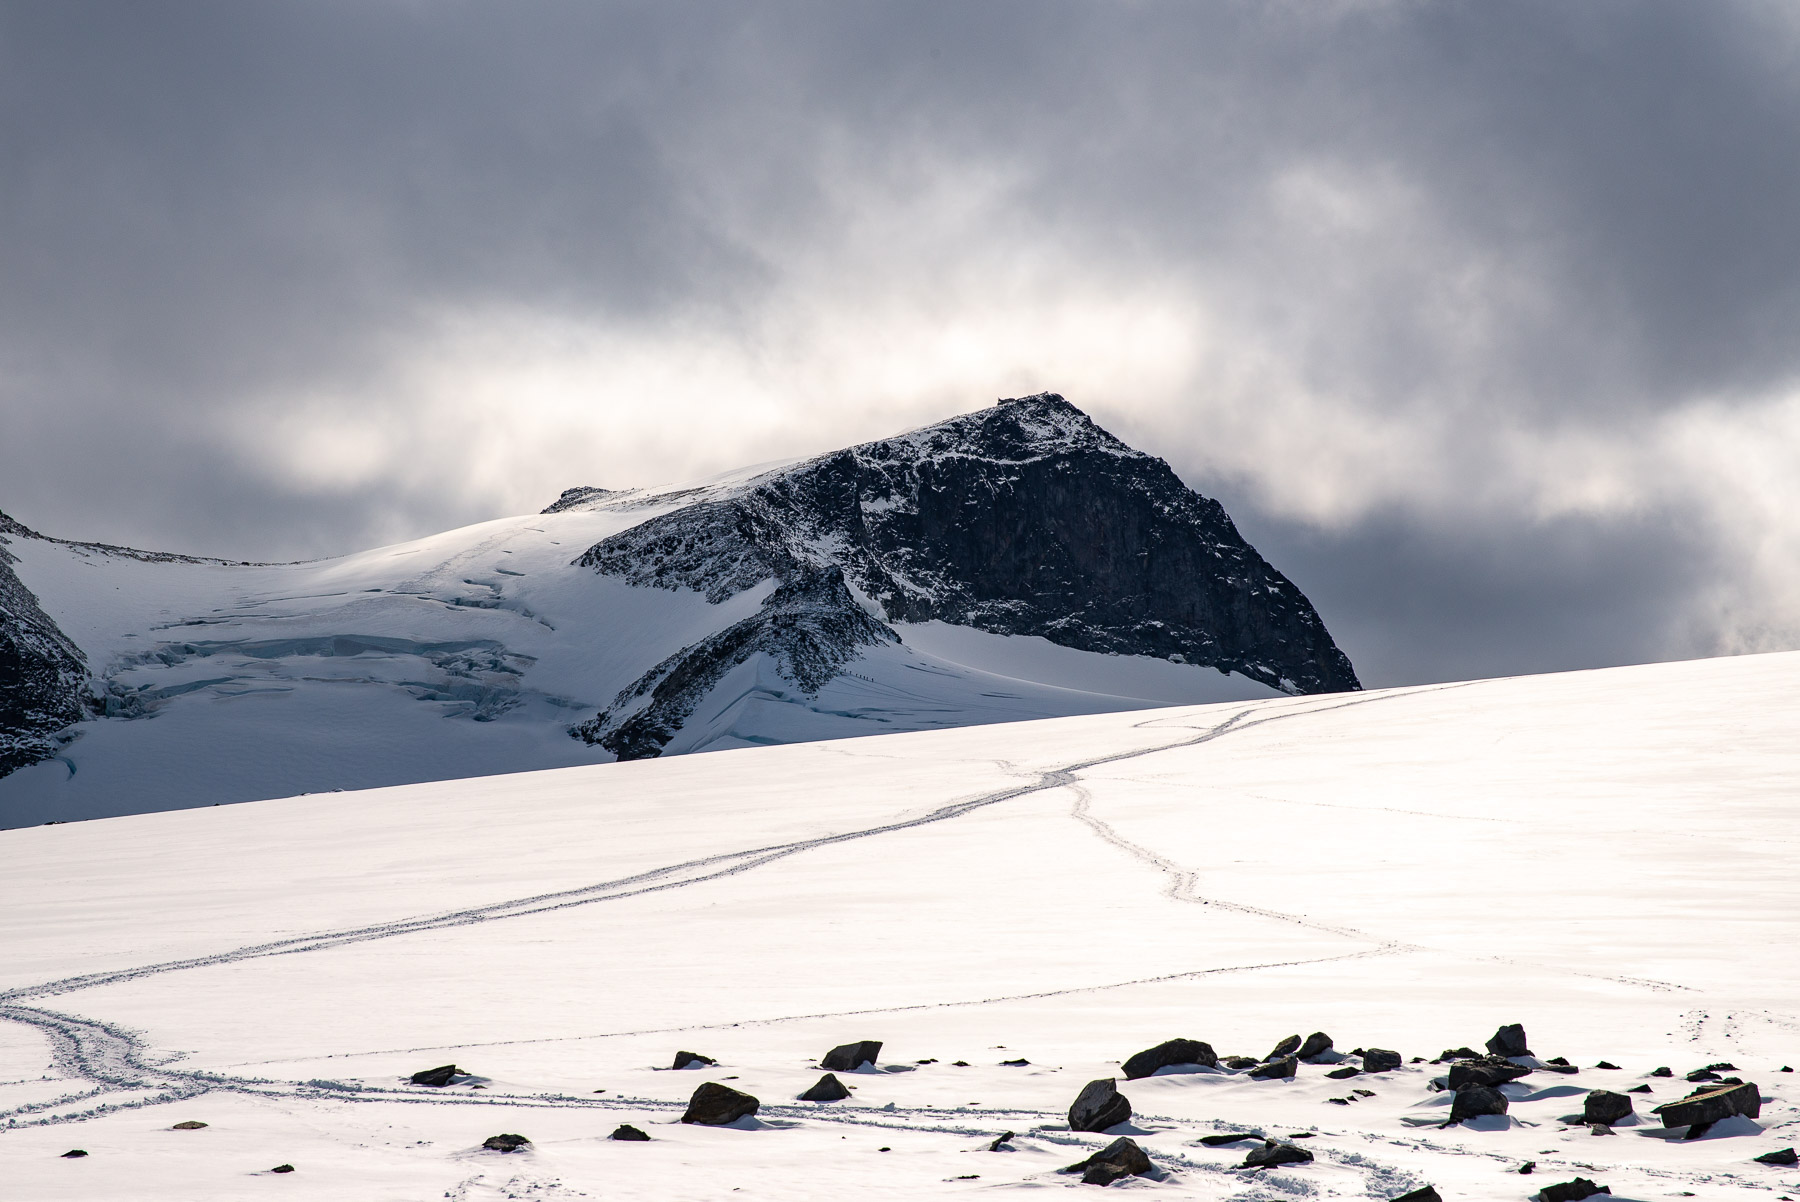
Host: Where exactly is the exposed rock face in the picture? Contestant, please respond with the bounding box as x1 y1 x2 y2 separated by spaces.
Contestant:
0 512 89 779
1121 1038 1217 1079
570 395 1359 759
681 1081 760 1125
1068 1078 1132 1131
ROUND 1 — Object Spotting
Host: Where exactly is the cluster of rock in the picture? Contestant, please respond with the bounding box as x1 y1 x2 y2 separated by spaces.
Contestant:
385 1027 1784 1192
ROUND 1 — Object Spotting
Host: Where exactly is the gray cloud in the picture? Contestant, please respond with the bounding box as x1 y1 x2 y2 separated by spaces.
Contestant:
3 0 1799 683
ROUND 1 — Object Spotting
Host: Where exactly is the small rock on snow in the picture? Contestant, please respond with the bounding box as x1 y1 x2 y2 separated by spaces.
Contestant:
1583 1090 1634 1125
799 1073 851 1102
681 1082 761 1125
1536 1179 1610 1202
1753 1148 1798 1166
1486 1023 1531 1058
1121 1038 1217 1079
1068 1078 1132 1132
270 1164 295 1173
1298 1032 1334 1060
409 1064 459 1087
1652 1081 1761 1127
1249 1055 1298 1080
1446 1084 1509 1124
1326 1066 1362 1080
171 1120 208 1130
1363 1048 1403 1073
482 1134 530 1152
610 1124 651 1141
1243 1140 1314 1169
1266 1035 1302 1060
672 1050 717 1070
821 1040 883 1072
61 1149 87 1158
1389 1188 1442 1202
1066 1135 1153 1186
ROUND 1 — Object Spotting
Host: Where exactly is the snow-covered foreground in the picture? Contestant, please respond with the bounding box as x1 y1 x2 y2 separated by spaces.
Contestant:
3 651 1798 1200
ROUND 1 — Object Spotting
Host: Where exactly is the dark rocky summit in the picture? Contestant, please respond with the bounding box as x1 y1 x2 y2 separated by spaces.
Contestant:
1068 1078 1132 1131
1122 1038 1217 1079
569 395 1359 758
820 1040 883 1072
681 1081 760 1125
0 511 89 778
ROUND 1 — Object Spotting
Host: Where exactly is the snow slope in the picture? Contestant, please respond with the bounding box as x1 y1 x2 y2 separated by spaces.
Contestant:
0 490 1275 827
3 651 1797 1200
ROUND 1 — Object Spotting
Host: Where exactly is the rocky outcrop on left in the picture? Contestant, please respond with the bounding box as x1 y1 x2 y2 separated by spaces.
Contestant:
0 511 89 779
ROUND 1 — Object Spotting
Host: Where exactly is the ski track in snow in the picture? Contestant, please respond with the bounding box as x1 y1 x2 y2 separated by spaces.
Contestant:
0 677 1744 1172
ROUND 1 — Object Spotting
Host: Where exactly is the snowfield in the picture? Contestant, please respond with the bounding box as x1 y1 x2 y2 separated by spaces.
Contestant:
3 651 1798 1200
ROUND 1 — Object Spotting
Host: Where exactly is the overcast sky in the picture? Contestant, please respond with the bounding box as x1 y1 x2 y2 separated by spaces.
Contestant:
4 1 1799 687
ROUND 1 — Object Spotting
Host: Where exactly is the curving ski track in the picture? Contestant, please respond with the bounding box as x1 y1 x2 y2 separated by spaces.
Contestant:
3 685 1453 1132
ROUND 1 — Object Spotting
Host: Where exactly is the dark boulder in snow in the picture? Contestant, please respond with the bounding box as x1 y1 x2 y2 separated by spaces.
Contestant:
798 1073 851 1102
671 1050 717 1070
1298 1032 1334 1060
1448 1058 1531 1090
610 1124 651 1141
1243 1140 1314 1169
681 1081 760 1125
1266 1034 1302 1060
1583 1090 1634 1125
409 1064 459 1087
820 1040 883 1072
1536 1179 1610 1202
1325 1066 1362 1080
1222 1055 1260 1070
171 1120 207 1130
1363 1048 1403 1073
1652 1081 1760 1127
1064 1136 1153 1185
1447 1085 1510 1124
1122 1038 1217 1079
60 1149 87 1158
1389 1188 1442 1202
1486 1023 1530 1058
482 1134 530 1152
1753 1147 1797 1166
1249 1055 1298 1080
1068 1078 1132 1132
1051 1137 1152 1180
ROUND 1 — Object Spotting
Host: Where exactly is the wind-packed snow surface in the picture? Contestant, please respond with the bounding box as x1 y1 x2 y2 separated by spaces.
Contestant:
2 651 1797 1200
